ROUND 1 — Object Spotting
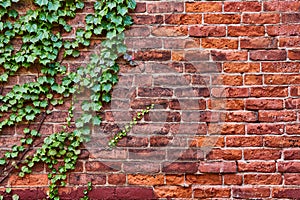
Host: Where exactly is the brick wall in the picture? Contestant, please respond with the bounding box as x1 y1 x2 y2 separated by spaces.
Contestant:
1 0 300 199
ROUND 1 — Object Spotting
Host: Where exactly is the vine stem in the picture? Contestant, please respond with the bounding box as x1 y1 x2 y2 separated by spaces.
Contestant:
0 111 47 184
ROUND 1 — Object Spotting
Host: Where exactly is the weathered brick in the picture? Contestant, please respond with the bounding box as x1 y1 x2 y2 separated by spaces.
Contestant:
243 13 280 24
189 26 226 37
9 174 48 186
233 187 270 198
204 14 241 24
224 111 257 122
224 174 243 185
199 161 236 173
194 187 231 198
202 38 238 49
223 62 260 73
107 174 126 185
207 149 242 160
244 174 282 185
284 149 300 160
186 2 222 13
288 49 300 60
165 14 202 25
280 37 300 47
264 1 300 12
224 2 261 12
246 99 283 110
241 38 277 49
259 111 297 122
284 174 300 185
207 123 245 135
128 174 164 186
244 149 281 160
247 123 284 135
245 75 263 85
211 50 248 61
250 50 287 61
228 26 264 36
166 174 184 185
273 188 300 199
278 162 300 173
286 124 300 134
132 15 163 25
148 2 183 13
226 136 262 147
186 174 222 185
154 186 192 198
238 161 276 172
250 86 288 97
264 136 300 148
162 162 198 173
151 26 188 37
267 25 300 36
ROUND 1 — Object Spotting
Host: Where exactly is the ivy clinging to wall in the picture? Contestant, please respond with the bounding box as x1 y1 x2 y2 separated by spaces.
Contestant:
0 0 136 199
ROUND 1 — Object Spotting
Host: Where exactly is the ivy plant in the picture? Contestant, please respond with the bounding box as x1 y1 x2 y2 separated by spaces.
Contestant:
0 0 136 199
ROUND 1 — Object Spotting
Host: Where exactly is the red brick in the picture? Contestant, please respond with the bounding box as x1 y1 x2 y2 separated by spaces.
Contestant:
85 162 121 172
208 123 245 135
207 149 242 160
199 161 236 173
164 38 200 49
204 14 241 24
264 136 300 148
246 99 283 110
134 2 146 13
211 87 249 98
224 2 261 12
128 174 164 186
264 1 300 12
259 111 297 122
278 162 300 173
241 38 277 49
151 26 188 37
194 187 231 198
243 13 280 24
125 38 162 49
224 174 242 185
267 25 300 36
250 86 288 97
247 123 284 135
202 38 238 49
284 149 300 160
244 149 281 160
250 50 287 61
244 174 282 185
262 62 300 72
228 26 264 36
9 174 48 186
226 136 262 147
167 149 204 161
265 74 300 85
291 86 300 96
132 15 163 25
211 50 248 61
162 162 198 173
288 49 300 60
286 124 300 134
154 186 192 198
165 14 202 25
115 187 156 200
212 74 243 86
190 136 225 148
123 162 160 173
186 174 222 185
284 174 300 185
224 111 257 122
273 188 300 199
189 26 226 37
223 62 260 73
280 37 300 47
186 2 222 12
238 161 276 172
108 174 126 185
133 50 171 61
69 173 106 185
148 2 183 13
282 13 300 23
166 175 184 185
233 187 270 198
245 75 263 85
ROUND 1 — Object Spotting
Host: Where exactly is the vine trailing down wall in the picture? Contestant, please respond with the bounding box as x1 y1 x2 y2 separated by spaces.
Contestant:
1 0 300 200
0 0 136 199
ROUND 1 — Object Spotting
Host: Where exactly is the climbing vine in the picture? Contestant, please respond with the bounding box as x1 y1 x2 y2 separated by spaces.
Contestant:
0 0 136 199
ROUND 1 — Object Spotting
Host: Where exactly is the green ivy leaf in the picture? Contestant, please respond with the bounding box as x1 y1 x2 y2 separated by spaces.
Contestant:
35 0 48 6
0 158 6 165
